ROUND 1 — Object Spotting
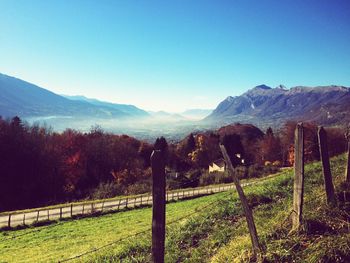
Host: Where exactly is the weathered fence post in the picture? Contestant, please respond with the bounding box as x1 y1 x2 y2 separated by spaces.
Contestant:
151 149 166 263
345 128 350 183
36 211 40 222
292 123 305 231
8 214 11 228
70 204 73 217
23 214 26 225
318 126 336 205
60 207 63 220
220 144 261 257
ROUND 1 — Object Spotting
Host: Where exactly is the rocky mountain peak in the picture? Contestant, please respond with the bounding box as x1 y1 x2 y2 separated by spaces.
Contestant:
253 84 272 90
205 84 350 128
225 96 234 102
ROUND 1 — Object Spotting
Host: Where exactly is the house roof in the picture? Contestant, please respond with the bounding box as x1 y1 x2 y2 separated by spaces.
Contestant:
211 158 226 168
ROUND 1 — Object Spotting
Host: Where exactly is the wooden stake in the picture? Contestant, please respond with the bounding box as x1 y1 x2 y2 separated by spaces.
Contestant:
8 214 11 228
220 144 261 257
345 128 350 183
292 123 305 231
318 126 336 205
151 150 166 263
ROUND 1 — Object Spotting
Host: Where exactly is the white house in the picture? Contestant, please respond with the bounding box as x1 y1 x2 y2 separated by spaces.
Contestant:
208 154 245 173
209 159 226 173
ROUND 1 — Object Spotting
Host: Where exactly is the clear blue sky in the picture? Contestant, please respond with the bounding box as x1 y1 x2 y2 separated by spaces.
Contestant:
1 0 349 112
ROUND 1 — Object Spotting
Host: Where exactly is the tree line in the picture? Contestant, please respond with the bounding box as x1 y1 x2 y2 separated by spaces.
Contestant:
0 117 347 212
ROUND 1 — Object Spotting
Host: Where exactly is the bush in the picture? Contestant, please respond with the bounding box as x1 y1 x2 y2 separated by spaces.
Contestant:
90 182 125 199
247 164 279 179
199 171 217 186
127 181 151 195
199 171 233 186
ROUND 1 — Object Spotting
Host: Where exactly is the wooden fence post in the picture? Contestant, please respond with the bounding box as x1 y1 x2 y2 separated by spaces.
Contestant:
23 214 26 225
8 214 11 228
318 126 336 205
60 207 63 220
151 150 166 263
70 204 73 217
36 211 40 222
345 129 350 183
292 123 305 231
220 144 261 257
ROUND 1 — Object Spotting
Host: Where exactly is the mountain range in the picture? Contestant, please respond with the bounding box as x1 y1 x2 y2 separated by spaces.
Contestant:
0 73 148 119
205 84 350 128
1 73 349 135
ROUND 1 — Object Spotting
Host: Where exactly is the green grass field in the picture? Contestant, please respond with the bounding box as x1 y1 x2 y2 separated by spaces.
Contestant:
0 189 232 262
1 154 349 262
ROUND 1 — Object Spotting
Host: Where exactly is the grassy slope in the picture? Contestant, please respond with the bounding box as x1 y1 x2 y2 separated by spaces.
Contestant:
1 155 349 262
212 154 350 263
0 191 230 262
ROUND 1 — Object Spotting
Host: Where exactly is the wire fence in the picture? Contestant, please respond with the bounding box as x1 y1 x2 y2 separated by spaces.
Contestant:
59 191 233 262
0 171 285 263
0 181 239 229
0 171 284 232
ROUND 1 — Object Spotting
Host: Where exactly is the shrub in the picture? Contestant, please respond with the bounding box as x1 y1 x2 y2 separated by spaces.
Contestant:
90 182 125 199
247 164 279 179
127 181 151 195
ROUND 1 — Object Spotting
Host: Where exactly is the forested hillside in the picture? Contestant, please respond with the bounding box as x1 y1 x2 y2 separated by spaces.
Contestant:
0 116 346 212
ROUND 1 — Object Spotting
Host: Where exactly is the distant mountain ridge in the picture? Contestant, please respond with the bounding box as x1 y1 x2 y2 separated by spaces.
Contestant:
2 73 349 132
63 95 149 117
0 73 148 119
205 84 350 127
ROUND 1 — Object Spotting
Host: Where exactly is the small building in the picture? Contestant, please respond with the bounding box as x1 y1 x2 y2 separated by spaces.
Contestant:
166 168 179 179
209 159 226 173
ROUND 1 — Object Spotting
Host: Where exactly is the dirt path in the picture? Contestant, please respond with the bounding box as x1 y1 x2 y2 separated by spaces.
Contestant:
0 179 261 228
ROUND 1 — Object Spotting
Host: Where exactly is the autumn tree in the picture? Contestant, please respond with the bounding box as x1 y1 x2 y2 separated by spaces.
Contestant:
259 127 282 164
221 133 245 166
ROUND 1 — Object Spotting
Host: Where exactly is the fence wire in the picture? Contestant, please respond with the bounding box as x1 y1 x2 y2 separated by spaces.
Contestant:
58 191 234 262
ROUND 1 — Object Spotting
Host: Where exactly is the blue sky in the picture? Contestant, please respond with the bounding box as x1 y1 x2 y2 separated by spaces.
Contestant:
0 0 349 112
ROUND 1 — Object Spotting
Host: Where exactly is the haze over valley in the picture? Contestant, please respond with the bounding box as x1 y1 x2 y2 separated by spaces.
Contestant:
1 72 349 142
